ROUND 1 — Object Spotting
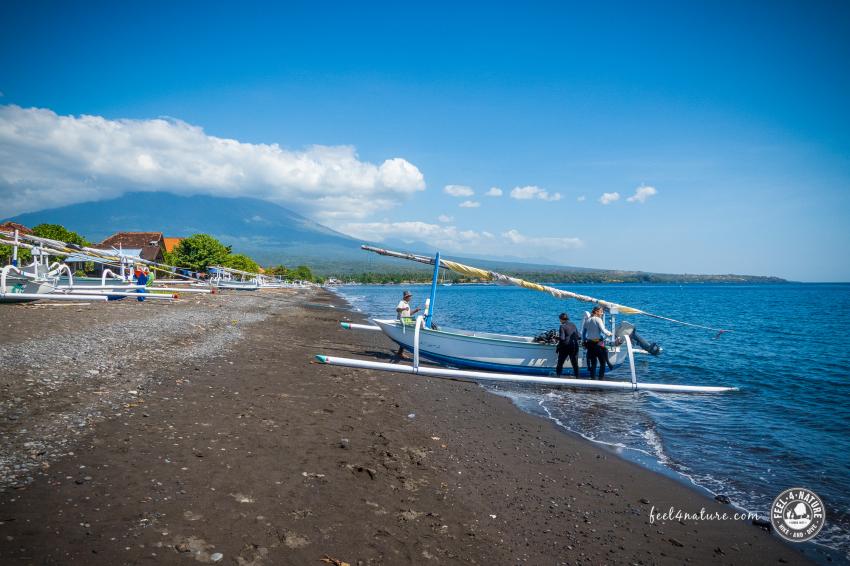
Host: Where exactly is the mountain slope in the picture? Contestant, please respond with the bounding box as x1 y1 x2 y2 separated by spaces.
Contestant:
2 192 591 272
4 192 365 265
7 192 351 244
3 192 786 281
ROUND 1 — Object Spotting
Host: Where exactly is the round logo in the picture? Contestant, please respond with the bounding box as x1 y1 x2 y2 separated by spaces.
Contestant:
770 488 826 542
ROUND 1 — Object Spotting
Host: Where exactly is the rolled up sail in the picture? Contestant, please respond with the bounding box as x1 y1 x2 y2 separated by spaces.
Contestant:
361 244 730 334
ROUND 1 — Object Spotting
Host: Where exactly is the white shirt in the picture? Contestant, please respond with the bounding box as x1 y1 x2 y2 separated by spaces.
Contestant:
396 299 411 319
583 315 612 340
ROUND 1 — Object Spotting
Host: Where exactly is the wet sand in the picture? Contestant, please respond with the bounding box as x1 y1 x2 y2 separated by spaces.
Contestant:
0 288 811 564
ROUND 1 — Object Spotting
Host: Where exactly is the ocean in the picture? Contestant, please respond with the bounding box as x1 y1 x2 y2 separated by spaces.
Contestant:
334 282 850 561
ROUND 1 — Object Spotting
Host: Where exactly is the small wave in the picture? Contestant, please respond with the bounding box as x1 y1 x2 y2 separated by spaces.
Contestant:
641 428 670 465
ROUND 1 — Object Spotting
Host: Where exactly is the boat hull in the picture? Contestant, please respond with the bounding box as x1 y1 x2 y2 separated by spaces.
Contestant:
0 278 54 303
373 319 627 377
216 282 260 291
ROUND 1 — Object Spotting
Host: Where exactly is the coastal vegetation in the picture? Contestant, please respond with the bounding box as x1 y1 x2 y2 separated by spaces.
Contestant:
0 223 326 282
336 269 787 285
266 264 319 282
2 222 781 284
166 234 232 271
0 223 89 265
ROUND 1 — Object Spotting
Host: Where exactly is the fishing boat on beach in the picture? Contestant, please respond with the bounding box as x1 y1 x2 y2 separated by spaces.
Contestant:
318 245 736 393
208 266 261 290
366 317 633 376
0 229 212 302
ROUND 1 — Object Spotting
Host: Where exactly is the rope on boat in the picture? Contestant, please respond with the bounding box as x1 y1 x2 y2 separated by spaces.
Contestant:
361 244 732 335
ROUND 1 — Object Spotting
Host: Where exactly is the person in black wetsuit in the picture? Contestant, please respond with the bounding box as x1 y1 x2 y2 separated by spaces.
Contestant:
556 313 580 377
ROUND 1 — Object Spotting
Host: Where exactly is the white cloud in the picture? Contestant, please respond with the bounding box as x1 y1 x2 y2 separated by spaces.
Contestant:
502 229 583 250
341 221 485 248
577 195 586 202
443 184 474 197
0 105 426 219
340 221 583 256
485 187 503 197
510 185 562 202
437 214 454 223
599 192 620 205
626 184 658 203
458 200 480 208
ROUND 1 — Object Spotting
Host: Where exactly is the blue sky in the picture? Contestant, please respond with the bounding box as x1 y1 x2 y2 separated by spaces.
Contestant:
1 0 848 280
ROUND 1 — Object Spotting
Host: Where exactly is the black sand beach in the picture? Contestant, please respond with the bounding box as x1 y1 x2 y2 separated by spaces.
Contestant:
0 288 810 564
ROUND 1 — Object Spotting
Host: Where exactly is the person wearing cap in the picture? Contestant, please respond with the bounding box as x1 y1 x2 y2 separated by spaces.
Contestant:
395 290 421 358
556 313 580 377
583 305 613 379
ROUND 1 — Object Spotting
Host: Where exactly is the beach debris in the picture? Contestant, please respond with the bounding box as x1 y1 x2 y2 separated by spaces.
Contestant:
172 535 216 562
235 544 269 566
407 413 415 419
282 530 309 548
639 498 650 504
752 518 772 532
669 538 684 547
320 556 351 566
344 463 376 479
714 494 731 504
210 552 223 562
230 493 255 503
183 510 203 521
430 436 440 441
489 514 497 519
339 438 350 449
398 509 424 521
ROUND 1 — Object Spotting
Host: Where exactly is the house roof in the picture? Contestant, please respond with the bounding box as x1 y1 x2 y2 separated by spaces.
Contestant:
98 232 164 262
163 237 183 253
0 221 33 235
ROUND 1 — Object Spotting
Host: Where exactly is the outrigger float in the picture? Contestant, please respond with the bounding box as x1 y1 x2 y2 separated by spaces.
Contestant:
315 245 737 393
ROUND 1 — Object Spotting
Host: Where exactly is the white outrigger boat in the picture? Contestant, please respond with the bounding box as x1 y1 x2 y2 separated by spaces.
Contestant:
208 266 261 290
365 318 632 376
0 229 213 302
317 245 737 393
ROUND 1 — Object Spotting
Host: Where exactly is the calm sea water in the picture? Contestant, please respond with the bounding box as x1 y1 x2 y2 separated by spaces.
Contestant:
335 282 850 560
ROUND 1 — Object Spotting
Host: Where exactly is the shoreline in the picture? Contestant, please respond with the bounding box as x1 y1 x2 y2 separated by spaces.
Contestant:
325 289 823 564
0 288 815 564
333 286 844 564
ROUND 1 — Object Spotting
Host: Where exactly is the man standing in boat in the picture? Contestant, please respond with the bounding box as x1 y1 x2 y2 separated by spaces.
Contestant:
556 313 580 378
583 305 613 379
395 290 421 359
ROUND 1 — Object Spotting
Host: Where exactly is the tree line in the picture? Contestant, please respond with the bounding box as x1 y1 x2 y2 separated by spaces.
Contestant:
0 226 320 282
334 270 786 284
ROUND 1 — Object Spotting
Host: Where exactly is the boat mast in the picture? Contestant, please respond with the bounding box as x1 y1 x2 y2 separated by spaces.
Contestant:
12 229 19 267
425 252 440 327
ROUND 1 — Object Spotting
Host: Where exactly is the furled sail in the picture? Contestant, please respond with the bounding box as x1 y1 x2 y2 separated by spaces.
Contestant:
361 245 730 334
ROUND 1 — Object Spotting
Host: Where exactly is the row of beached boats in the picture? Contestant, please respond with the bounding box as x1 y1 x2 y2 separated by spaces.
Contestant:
0 229 313 304
207 265 314 291
2 227 736 394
